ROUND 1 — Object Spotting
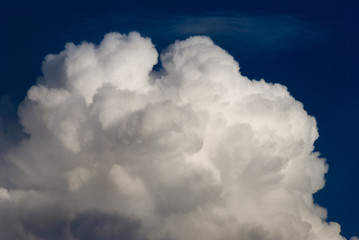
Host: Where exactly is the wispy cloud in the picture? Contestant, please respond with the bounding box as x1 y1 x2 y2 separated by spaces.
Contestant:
71 12 330 55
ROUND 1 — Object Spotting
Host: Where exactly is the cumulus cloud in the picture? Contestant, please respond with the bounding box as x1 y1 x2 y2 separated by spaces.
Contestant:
0 32 352 239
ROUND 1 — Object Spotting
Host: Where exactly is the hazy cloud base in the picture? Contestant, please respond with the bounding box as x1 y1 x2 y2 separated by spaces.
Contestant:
0 32 355 240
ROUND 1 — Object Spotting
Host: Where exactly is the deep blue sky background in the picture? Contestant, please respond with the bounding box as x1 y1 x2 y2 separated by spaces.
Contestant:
1 0 358 238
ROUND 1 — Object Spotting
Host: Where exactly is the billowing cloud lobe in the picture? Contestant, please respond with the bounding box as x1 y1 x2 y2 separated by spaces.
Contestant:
0 32 352 240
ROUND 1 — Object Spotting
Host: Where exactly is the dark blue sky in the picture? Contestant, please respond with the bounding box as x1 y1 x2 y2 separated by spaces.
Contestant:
1 0 358 238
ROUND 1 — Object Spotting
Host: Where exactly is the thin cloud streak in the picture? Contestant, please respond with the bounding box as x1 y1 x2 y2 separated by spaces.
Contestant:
69 12 330 54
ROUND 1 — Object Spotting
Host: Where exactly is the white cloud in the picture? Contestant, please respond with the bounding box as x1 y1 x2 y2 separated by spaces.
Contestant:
0 32 353 240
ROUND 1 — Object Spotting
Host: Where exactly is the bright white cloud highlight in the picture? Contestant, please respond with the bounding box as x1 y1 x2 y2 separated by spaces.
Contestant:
0 32 353 240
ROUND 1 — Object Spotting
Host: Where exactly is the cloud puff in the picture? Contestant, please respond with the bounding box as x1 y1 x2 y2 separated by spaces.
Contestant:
0 32 351 239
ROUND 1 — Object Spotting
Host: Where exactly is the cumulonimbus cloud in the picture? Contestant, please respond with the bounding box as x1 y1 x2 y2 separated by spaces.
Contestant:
0 32 355 240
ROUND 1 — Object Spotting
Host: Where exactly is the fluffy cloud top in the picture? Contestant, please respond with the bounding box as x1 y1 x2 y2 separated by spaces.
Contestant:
0 32 354 240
